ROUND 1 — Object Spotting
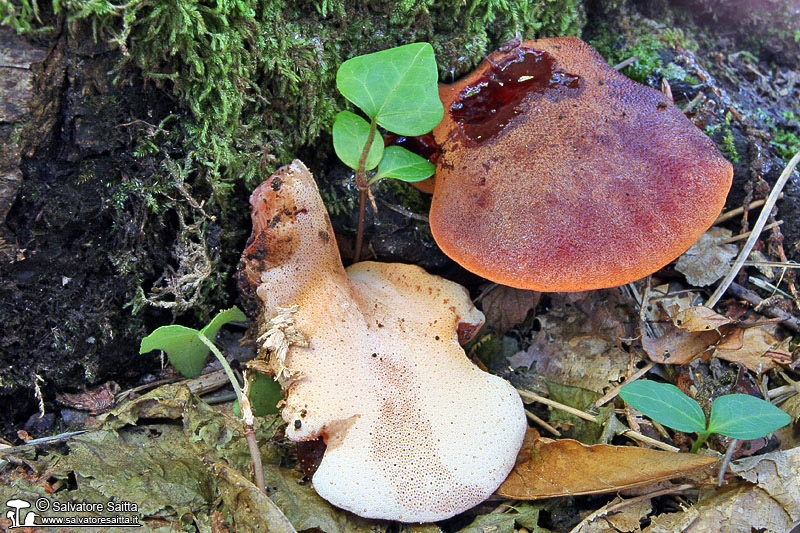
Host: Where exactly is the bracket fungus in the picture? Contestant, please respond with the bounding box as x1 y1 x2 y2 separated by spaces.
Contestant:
426 37 733 292
238 160 526 522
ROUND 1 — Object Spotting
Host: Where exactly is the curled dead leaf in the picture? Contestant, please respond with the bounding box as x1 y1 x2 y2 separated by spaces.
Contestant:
480 285 540 335
674 227 737 287
714 325 788 374
641 324 722 365
672 306 733 332
497 431 717 499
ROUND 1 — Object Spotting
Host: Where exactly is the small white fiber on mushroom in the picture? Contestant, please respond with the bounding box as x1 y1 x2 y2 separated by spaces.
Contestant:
239 160 526 522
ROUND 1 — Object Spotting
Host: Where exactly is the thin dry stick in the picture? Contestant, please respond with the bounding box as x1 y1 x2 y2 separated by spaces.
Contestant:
568 484 696 533
727 281 800 332
714 220 783 245
714 194 783 224
378 199 429 222
516 388 598 423
768 384 800 399
743 260 800 268
683 92 705 113
594 362 655 408
717 439 739 487
525 409 561 437
613 56 638 70
706 149 800 308
620 429 680 452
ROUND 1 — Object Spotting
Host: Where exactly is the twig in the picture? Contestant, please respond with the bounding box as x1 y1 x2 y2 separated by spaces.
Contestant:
516 389 598 423
726 281 800 332
748 276 793 299
0 430 88 457
620 429 680 452
767 384 794 399
714 194 783 224
594 362 655 408
683 92 705 113
568 484 696 533
613 56 638 70
706 149 800 308
524 409 561 437
714 220 783 245
474 283 499 304
204 392 238 404
718 439 739 486
743 261 800 269
378 199 429 223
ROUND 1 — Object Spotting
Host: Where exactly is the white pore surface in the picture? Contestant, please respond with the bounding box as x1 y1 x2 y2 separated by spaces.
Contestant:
252 160 527 522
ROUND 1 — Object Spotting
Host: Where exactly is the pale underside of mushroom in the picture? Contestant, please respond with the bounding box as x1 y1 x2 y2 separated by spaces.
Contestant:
238 160 527 522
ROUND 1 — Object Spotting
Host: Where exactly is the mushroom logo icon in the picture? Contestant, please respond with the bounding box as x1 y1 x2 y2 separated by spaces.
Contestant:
5 498 38 528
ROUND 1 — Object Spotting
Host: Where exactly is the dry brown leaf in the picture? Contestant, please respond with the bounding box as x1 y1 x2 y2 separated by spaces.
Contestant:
641 324 721 365
480 285 540 335
508 312 633 393
686 481 792 532
602 497 651 533
496 434 717 499
713 325 784 374
674 227 737 287
672 306 733 332
56 381 120 414
729 446 800 523
643 506 699 532
643 447 800 533
647 284 698 319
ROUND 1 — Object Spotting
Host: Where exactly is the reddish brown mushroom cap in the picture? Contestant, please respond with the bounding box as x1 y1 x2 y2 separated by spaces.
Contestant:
430 37 733 292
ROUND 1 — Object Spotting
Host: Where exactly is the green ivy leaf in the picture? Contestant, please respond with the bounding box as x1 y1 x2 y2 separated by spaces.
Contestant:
201 307 246 339
140 307 246 378
234 372 282 417
336 42 443 136
373 146 435 182
707 394 791 440
332 111 383 171
619 380 707 434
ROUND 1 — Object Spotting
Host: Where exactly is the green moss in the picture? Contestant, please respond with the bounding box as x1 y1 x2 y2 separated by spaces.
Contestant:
6 0 586 320
771 112 800 162
588 13 695 86
721 129 739 163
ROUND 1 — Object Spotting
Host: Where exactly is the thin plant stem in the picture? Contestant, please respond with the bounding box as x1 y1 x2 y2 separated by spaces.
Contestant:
706 148 800 308
198 333 267 494
690 432 711 454
198 333 243 406
353 119 378 262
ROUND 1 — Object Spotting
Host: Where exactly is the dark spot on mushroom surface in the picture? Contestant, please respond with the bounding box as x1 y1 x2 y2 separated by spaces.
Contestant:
270 176 283 191
384 132 441 164
318 230 330 243
450 44 581 145
295 419 302 429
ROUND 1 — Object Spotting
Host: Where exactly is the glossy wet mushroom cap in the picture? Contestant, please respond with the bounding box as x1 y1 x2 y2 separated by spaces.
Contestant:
429 37 733 292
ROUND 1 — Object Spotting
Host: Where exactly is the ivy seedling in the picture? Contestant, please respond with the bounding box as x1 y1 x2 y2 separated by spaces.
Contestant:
139 306 280 414
333 42 443 260
619 380 791 453
140 307 280 491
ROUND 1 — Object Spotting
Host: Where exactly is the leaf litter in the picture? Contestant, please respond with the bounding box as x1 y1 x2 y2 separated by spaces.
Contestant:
4 261 797 532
